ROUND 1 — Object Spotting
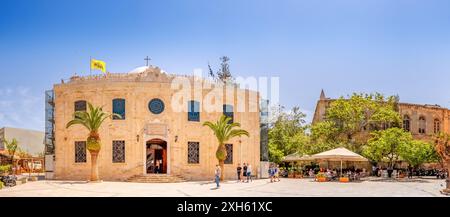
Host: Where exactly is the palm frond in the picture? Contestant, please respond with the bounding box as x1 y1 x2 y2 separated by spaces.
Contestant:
66 102 114 133
203 115 250 146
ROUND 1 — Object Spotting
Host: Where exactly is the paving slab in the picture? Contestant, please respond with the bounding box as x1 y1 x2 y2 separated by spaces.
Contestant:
0 178 447 197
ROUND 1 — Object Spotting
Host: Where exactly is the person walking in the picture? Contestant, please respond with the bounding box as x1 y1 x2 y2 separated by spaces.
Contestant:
275 165 280 182
155 160 160 174
269 164 274 183
237 164 242 182
243 163 248 181
247 164 253 183
214 164 221 188
408 165 414 179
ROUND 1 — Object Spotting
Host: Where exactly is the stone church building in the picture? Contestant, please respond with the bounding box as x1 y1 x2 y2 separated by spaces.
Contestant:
313 90 450 140
45 66 264 181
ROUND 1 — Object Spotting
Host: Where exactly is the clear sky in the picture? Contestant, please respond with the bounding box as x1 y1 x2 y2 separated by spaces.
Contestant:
1 0 450 131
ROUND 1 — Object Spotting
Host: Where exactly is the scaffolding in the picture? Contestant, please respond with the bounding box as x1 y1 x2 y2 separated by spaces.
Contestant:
45 90 55 155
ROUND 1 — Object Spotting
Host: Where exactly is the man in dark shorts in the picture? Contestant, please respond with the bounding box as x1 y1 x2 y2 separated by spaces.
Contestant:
237 164 242 182
243 163 248 180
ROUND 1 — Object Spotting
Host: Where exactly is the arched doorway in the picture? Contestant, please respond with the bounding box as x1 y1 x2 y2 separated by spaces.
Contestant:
146 139 167 174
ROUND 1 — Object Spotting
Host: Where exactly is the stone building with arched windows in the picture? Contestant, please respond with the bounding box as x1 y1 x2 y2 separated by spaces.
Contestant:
45 66 265 181
313 90 450 141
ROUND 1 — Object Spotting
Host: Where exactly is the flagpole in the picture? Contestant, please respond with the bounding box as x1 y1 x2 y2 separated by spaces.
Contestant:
90 56 92 75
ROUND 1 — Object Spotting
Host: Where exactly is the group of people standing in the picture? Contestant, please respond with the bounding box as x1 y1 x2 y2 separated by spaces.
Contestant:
269 164 280 183
236 163 253 183
213 163 253 189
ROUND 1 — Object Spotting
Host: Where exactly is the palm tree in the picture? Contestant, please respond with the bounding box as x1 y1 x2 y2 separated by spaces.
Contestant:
435 132 450 195
4 138 19 174
203 115 249 181
66 102 119 182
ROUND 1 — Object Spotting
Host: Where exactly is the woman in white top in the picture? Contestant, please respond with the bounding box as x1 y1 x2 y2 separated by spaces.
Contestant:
246 164 253 182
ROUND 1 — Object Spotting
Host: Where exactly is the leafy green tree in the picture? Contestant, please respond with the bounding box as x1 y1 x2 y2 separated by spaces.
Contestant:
66 102 119 182
307 121 341 154
399 140 438 168
4 138 19 163
314 93 401 153
363 128 412 169
268 144 285 164
268 106 309 163
203 115 249 181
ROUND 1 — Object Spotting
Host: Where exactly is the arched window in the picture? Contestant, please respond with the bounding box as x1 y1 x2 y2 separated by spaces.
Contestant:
112 98 126 120
403 115 410 132
188 100 200 122
74 100 87 112
434 119 441 134
419 116 426 134
223 104 234 123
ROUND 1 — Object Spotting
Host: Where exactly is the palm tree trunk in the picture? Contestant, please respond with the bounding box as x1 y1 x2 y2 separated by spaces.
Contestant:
216 143 227 181
219 160 225 181
89 151 100 182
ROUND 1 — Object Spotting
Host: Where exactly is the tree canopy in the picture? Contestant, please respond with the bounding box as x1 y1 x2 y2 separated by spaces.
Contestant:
268 106 309 163
364 127 437 168
399 140 438 167
312 93 401 153
364 127 413 168
208 56 233 83
268 92 439 169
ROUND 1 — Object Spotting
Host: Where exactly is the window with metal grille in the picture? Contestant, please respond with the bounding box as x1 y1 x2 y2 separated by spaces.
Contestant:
434 119 441 134
225 144 233 164
75 141 87 163
223 104 234 123
403 115 410 132
112 99 126 120
188 142 199 164
419 116 426 134
188 100 200 122
112 140 125 163
74 100 87 112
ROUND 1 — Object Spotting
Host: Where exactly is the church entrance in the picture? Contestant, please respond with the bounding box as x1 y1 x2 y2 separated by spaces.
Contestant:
146 139 167 174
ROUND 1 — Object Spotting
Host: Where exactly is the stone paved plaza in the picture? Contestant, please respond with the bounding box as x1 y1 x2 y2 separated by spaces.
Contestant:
0 178 447 197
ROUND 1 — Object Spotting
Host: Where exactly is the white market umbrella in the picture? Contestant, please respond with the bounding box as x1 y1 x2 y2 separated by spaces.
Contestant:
282 152 303 162
311 147 368 175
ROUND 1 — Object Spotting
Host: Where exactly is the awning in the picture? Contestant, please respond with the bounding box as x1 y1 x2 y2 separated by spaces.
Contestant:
311 147 368 162
311 147 369 174
282 153 314 162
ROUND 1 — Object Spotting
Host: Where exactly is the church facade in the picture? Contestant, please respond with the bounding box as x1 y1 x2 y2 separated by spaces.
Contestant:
46 66 262 181
313 90 450 140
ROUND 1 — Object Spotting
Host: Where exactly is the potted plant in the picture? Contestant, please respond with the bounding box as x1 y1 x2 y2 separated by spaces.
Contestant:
316 172 327 182
296 167 304 179
339 175 350 183
288 167 294 178
0 165 11 176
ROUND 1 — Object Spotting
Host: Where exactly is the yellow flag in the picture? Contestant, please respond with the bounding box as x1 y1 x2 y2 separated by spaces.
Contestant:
91 58 106 73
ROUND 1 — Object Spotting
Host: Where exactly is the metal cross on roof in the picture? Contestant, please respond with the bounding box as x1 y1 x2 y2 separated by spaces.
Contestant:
144 56 151 66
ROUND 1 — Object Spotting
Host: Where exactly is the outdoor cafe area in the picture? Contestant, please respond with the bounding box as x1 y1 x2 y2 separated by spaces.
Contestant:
0 153 44 175
281 148 371 183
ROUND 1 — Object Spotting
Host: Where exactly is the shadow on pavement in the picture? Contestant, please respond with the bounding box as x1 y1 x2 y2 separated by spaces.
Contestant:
368 178 431 183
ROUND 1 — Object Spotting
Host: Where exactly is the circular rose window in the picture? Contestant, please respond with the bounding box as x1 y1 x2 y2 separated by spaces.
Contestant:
148 98 164 114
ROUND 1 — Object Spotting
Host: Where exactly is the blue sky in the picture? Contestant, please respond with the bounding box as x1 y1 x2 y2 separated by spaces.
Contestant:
1 0 450 131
